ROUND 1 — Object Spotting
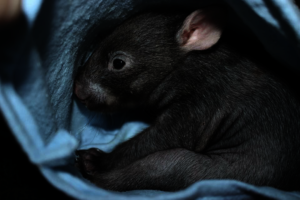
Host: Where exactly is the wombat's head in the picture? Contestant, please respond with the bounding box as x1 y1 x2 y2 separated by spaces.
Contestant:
74 8 225 112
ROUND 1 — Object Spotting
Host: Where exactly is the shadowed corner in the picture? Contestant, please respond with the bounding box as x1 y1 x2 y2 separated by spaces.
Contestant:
0 112 74 199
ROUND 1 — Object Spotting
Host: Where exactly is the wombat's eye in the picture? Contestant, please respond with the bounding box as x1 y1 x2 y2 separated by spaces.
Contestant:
108 52 131 71
113 58 126 70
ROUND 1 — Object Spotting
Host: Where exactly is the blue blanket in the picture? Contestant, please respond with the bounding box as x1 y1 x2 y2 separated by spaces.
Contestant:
1 0 300 199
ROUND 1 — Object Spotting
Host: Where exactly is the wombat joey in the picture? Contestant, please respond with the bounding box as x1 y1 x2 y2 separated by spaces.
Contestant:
74 7 300 191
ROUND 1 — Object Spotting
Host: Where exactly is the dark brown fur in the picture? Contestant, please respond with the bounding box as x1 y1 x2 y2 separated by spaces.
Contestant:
74 10 300 191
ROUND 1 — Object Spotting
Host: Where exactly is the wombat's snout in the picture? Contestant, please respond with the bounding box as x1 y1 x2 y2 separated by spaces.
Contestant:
74 81 109 111
74 82 90 103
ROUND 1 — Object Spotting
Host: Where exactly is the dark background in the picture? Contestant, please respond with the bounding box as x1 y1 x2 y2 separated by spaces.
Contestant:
1 113 74 200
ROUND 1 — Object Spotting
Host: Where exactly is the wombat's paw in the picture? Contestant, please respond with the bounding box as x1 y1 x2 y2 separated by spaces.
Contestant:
75 148 106 179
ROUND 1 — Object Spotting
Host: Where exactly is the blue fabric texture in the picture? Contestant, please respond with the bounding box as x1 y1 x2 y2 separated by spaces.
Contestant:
0 0 300 199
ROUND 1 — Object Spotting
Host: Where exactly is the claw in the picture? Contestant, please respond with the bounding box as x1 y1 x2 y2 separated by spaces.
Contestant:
74 148 107 179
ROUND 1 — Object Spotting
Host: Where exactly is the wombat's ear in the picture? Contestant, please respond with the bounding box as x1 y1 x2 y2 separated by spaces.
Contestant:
177 8 226 51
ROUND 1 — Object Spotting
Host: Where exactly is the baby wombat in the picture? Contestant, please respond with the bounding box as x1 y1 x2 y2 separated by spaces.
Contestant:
74 7 300 191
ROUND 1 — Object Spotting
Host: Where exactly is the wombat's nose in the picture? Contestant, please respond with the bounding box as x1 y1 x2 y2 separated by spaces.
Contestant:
74 82 90 101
